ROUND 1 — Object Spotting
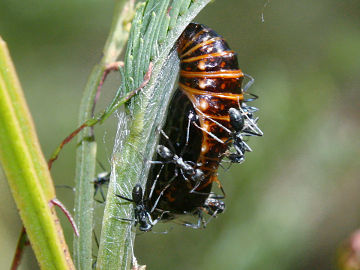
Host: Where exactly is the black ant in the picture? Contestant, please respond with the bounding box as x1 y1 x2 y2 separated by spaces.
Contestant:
93 161 111 203
116 183 226 231
156 144 205 183
193 104 262 164
151 129 205 189
182 193 226 229
93 171 110 203
116 184 165 232
226 105 263 163
192 73 262 164
202 194 226 216
225 73 263 162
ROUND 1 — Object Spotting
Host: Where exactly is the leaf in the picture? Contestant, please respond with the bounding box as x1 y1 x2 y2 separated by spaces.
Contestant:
96 0 211 269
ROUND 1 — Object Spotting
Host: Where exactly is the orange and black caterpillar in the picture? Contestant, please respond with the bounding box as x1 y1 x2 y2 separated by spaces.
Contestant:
146 23 261 222
177 23 261 184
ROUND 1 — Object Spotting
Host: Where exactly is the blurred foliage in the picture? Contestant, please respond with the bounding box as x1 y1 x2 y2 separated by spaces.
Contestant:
338 230 360 270
0 0 360 269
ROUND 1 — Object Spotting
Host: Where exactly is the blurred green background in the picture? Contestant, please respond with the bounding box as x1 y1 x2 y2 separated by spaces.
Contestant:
1 0 360 269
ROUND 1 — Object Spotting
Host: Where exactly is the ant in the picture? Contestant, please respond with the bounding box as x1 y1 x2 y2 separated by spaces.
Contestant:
182 193 226 229
192 73 262 164
116 184 165 232
156 144 205 183
193 97 262 164
151 129 205 189
93 171 110 203
202 194 226 216
226 105 263 163
226 73 263 162
93 161 111 203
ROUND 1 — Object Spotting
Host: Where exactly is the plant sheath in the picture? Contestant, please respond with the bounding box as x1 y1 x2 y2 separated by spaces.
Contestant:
73 0 135 269
0 37 74 269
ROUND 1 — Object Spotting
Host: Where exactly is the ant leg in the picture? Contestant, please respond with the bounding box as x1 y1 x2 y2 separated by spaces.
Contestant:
208 192 225 200
94 198 105 204
202 209 219 228
182 211 203 229
148 160 166 165
190 190 211 196
148 164 164 200
194 107 232 134
190 176 205 193
179 110 197 156
159 130 177 154
215 180 226 199
244 92 258 102
93 230 100 250
237 140 252 153
114 217 135 223
92 231 100 268
115 194 134 203
193 176 225 199
234 143 245 157
238 106 263 136
185 160 200 167
185 111 193 147
93 185 99 198
179 168 191 183
150 171 178 213
221 158 234 170
189 189 225 200
243 73 255 92
148 209 169 227
99 186 106 203
191 121 225 145
55 184 75 191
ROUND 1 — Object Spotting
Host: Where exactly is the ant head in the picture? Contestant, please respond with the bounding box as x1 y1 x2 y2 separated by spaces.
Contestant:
96 172 110 181
157 145 173 160
243 105 259 119
228 153 244 164
182 163 195 175
193 169 204 181
205 197 225 215
137 212 153 232
229 108 244 132
139 222 152 232
137 207 154 232
132 184 143 204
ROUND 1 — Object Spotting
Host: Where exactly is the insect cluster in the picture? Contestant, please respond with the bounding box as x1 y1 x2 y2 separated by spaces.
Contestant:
116 23 263 231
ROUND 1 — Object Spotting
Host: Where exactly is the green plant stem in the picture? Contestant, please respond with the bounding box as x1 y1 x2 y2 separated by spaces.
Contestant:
73 0 135 269
96 1 210 269
0 37 74 269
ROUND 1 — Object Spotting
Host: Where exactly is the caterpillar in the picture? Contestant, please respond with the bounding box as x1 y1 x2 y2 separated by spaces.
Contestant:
177 23 261 184
145 23 261 224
